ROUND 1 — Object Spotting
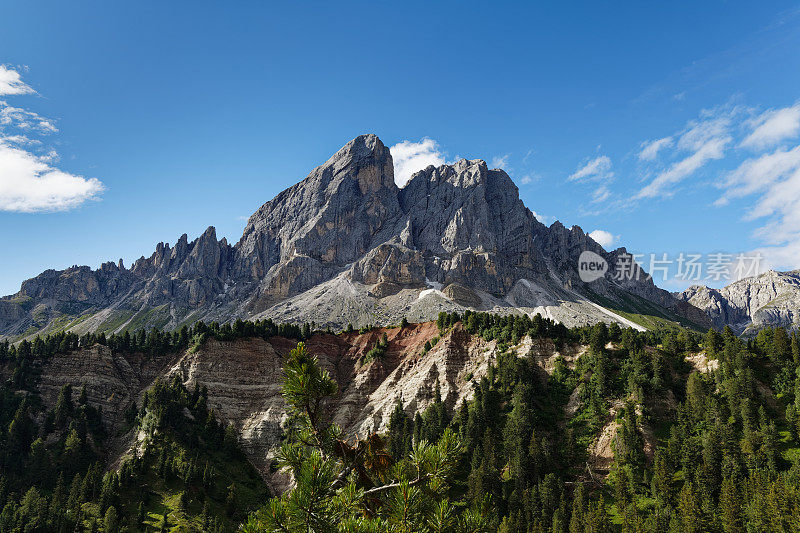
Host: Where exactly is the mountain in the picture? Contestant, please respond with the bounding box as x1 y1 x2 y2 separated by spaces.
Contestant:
3 309 793 531
0 134 707 340
25 321 506 492
677 269 800 334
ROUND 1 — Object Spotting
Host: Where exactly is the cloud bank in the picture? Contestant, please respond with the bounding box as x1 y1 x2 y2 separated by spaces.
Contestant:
0 65 34 96
0 141 104 212
629 101 800 271
589 229 615 248
568 155 612 181
0 65 104 212
740 104 800 150
389 138 446 187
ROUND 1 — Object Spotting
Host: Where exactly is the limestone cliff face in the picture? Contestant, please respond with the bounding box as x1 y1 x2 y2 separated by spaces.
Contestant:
36 344 176 426
165 337 288 476
163 323 499 483
677 270 800 334
236 134 402 306
23 323 585 489
397 159 547 295
1 134 703 338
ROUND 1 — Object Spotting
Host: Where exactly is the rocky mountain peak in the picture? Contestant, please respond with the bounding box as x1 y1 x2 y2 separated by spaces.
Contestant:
0 134 716 337
228 135 403 306
678 270 800 333
329 133 395 193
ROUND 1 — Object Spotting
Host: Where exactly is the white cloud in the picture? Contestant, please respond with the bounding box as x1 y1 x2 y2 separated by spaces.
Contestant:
713 143 800 269
638 136 673 161
0 65 34 96
756 240 800 273
740 104 800 150
519 175 532 185
619 99 800 270
491 154 509 169
0 141 104 212
522 149 534 165
0 66 104 212
636 110 733 199
589 229 616 248
0 102 58 133
637 138 729 199
743 162 800 246
532 211 555 225
568 155 612 181
715 145 800 206
591 184 611 203
0 134 39 146
677 111 732 151
389 138 446 187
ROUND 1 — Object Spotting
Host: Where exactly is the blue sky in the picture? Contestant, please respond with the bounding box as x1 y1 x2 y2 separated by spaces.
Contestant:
2 1 800 296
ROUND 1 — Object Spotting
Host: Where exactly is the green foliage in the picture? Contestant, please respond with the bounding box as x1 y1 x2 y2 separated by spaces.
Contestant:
381 314 800 532
0 317 316 368
243 343 489 532
8 311 800 532
360 334 390 365
0 360 267 531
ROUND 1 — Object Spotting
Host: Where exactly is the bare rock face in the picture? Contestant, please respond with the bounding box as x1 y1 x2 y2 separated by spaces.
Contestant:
349 243 426 287
398 159 546 295
442 283 481 308
22 323 585 490
677 270 800 334
1 134 709 338
236 134 401 285
36 344 175 427
166 337 289 477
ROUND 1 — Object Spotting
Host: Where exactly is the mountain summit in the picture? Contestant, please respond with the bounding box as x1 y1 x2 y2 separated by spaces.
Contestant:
1 135 709 338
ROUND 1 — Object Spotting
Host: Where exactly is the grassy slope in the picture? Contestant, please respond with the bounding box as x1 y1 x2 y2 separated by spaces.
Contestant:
585 287 706 332
111 436 268 532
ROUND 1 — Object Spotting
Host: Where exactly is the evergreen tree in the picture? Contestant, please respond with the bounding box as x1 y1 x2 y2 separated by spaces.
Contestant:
136 502 146 528
719 477 743 533
241 342 489 532
103 506 118 533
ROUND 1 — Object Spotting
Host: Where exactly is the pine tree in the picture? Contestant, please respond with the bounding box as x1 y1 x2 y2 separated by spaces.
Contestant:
569 483 585 533
773 327 791 362
677 482 702 533
136 502 146 528
705 328 722 356
179 490 189 511
54 384 73 428
241 342 488 532
103 506 118 533
651 449 673 504
388 400 411 460
202 501 211 530
719 477 743 533
226 484 237 517
48 473 66 529
787 404 798 441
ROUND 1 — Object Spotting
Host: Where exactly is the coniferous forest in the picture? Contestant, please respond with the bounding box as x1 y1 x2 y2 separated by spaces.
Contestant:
3 313 800 531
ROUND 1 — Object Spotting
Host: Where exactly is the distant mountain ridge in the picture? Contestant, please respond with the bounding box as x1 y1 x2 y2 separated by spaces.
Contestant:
2 134 716 339
677 269 800 334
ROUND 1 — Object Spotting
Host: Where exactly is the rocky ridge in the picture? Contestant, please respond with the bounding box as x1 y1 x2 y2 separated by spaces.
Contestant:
1 134 706 339
677 269 800 334
18 323 584 491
